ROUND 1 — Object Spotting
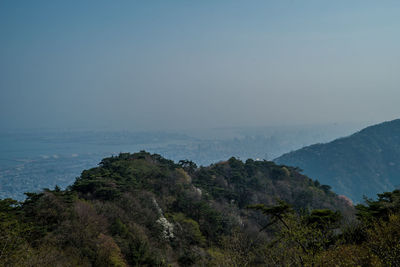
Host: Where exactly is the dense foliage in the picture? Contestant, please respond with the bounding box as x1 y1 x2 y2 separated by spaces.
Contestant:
1 151 356 266
276 119 400 202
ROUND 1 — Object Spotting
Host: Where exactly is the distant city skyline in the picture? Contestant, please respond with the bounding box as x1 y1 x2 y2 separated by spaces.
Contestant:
1 1 399 131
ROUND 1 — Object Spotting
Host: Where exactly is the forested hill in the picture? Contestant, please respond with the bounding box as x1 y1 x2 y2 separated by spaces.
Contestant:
0 151 352 266
275 119 400 202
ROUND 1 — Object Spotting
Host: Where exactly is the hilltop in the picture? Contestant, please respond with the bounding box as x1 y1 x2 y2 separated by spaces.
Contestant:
0 151 352 266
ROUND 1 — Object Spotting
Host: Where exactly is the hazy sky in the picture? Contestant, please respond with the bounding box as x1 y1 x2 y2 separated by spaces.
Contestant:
1 0 399 131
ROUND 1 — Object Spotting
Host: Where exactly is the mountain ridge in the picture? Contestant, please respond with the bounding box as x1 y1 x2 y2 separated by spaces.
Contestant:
275 118 400 202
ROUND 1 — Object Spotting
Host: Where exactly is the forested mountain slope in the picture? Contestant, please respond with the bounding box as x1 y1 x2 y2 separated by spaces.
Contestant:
0 151 352 266
276 119 400 202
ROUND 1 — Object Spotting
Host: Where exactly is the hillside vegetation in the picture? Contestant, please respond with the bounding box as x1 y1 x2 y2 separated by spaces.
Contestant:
0 151 355 266
3 152 400 266
276 119 400 202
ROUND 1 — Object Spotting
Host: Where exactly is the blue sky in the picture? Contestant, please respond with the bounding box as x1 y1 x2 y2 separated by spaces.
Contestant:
1 1 400 130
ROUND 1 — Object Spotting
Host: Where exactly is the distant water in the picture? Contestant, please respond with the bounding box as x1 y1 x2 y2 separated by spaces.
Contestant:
0 130 190 167
0 130 190 200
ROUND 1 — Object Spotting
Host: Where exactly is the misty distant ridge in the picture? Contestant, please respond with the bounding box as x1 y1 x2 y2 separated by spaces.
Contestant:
276 118 400 202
